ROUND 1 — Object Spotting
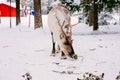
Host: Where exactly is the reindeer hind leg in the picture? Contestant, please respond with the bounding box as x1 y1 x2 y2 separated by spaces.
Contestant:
56 45 60 53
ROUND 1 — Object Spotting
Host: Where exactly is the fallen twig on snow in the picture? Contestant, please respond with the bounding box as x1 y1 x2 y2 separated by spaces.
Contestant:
52 70 81 75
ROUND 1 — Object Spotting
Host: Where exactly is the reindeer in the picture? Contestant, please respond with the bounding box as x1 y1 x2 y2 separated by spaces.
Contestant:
48 4 78 59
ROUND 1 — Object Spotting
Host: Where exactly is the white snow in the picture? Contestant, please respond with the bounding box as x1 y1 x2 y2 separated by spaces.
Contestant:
0 0 16 8
0 15 120 80
0 0 4 3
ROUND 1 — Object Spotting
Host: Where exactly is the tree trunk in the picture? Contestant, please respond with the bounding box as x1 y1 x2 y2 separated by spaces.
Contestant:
10 0 12 28
33 0 43 29
119 5 120 24
93 0 98 30
88 0 94 26
0 11 1 23
16 0 20 25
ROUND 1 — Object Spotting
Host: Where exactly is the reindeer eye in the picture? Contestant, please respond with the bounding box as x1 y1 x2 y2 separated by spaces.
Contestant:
65 25 69 28
60 33 65 39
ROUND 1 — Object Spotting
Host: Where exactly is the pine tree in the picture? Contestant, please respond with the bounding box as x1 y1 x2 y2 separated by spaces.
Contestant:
60 0 81 14
47 0 120 31
81 0 120 30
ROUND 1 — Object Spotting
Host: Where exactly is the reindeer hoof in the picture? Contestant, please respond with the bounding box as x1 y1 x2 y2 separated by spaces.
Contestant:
50 52 56 56
72 54 78 60
61 56 67 59
50 53 56 56
51 50 56 56
55 50 60 53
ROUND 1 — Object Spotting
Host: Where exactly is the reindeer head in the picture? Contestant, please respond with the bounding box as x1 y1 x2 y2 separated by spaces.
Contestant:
59 21 77 59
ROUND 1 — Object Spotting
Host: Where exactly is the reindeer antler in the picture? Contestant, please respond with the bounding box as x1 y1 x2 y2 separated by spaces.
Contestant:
56 16 73 45
56 16 67 38
71 20 80 27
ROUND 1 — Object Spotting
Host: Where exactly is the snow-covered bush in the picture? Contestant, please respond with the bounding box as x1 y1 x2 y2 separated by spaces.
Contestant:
77 72 104 80
98 13 111 25
98 12 118 25
116 72 120 80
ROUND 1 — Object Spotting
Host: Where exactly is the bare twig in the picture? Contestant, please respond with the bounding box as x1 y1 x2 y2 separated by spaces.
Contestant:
71 21 80 27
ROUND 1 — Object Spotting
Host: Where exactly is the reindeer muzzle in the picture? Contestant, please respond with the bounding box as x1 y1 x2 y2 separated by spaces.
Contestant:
72 54 78 60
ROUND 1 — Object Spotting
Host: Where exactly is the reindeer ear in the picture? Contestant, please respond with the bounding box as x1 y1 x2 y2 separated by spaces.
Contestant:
60 33 65 39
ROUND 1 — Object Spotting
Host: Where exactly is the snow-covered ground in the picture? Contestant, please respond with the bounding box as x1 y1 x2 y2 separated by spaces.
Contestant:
0 15 120 80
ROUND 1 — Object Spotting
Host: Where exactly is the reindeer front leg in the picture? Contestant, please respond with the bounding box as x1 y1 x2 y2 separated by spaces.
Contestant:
51 32 56 56
61 51 67 59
